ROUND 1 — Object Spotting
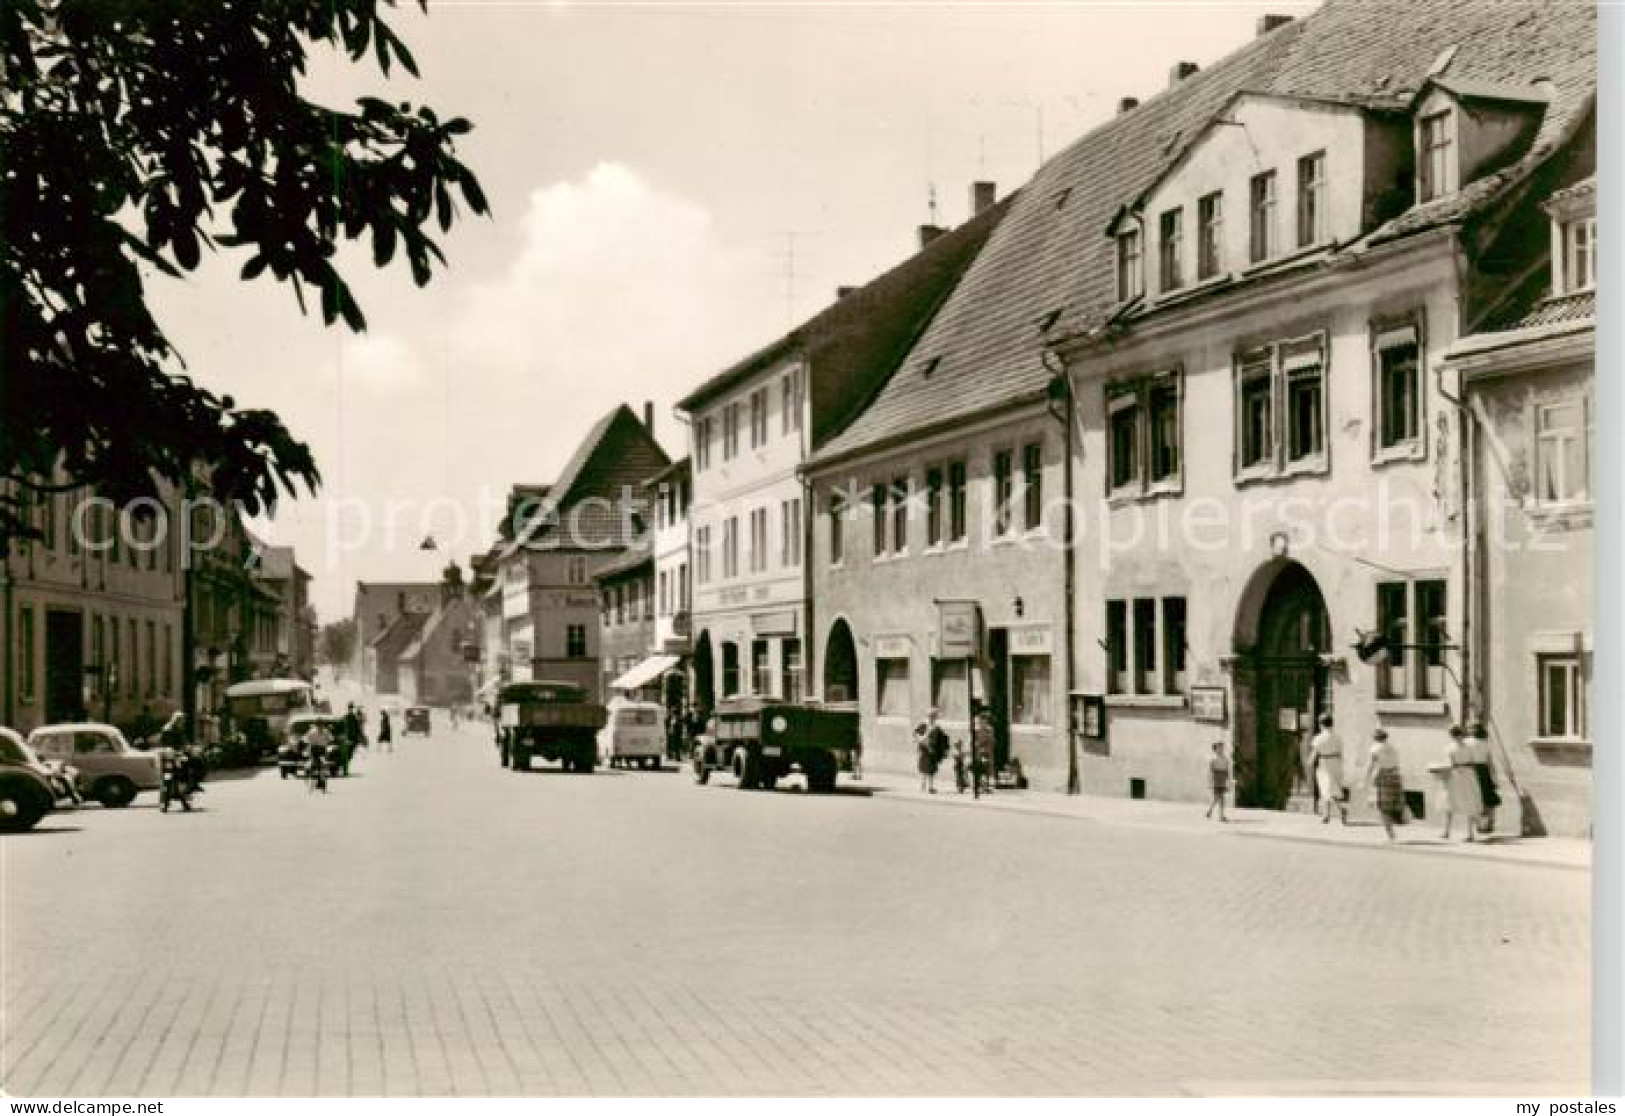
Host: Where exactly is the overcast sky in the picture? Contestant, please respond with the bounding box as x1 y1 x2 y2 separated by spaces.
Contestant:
148 0 1309 622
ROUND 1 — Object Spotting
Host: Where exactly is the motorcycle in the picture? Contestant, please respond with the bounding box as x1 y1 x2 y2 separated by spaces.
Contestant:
158 751 194 812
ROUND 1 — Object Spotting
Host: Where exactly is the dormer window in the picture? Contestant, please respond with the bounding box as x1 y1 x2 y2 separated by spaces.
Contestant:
1561 216 1596 293
1117 228 1143 301
1418 110 1456 202
1158 208 1184 292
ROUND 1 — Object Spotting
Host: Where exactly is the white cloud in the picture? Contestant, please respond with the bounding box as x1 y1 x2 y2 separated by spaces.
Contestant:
329 332 429 396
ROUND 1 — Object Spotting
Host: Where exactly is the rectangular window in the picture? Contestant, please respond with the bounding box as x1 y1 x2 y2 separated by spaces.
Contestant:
780 497 802 567
1197 192 1223 280
678 562 689 611
695 526 711 584
1237 349 1274 470
163 623 172 697
1011 655 1051 725
695 417 712 470
947 461 968 542
1375 581 1411 699
1283 339 1325 463
1416 579 1447 700
925 466 944 547
1297 151 1326 248
17 606 35 703
750 388 768 448
871 482 888 557
722 642 740 697
992 450 1015 537
723 402 740 459
569 556 587 585
781 368 804 435
1117 229 1143 301
1536 398 1592 505
931 659 969 722
1106 600 1127 695
1148 379 1181 484
659 570 669 616
1249 170 1277 263
1022 443 1043 531
1564 218 1596 293
614 585 626 625
1132 598 1157 694
1163 597 1188 695
782 638 803 703
566 624 587 658
828 491 845 566
1109 391 1141 492
723 516 739 579
891 476 909 553
876 656 911 718
749 507 767 573
1419 111 1453 202
1158 207 1184 292
1538 654 1589 740
751 639 771 696
1375 325 1422 451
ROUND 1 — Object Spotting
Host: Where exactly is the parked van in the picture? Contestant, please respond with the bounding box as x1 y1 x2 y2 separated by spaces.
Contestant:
599 701 664 770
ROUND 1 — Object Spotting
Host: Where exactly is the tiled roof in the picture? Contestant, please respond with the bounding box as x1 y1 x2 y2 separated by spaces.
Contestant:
812 0 1595 466
1500 290 1596 332
678 197 1012 451
593 537 654 583
369 611 427 653
1547 174 1596 208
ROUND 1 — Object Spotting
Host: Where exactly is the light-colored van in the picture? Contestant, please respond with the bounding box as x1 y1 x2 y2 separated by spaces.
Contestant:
598 701 664 770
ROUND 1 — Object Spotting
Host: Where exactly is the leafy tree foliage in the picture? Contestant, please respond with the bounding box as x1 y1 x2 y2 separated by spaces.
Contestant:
0 0 488 539
318 616 358 671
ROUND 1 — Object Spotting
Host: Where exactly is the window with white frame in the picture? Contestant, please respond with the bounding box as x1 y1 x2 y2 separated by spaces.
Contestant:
695 525 711 583
871 482 887 557
1297 151 1326 248
723 516 739 579
780 497 802 567
781 367 804 435
947 461 968 542
1117 228 1143 302
749 388 768 448
1108 391 1140 494
782 639 802 702
723 402 740 459
1107 371 1183 496
1022 443 1043 531
890 476 909 553
1374 578 1448 701
1534 397 1592 506
876 655 911 718
992 450 1015 537
926 466 943 546
1561 217 1596 293
1104 595 1188 697
1158 207 1184 293
1236 349 1274 470
749 507 768 573
1198 192 1224 280
1418 110 1454 202
1233 335 1327 478
1374 320 1423 454
828 490 846 566
1282 337 1325 464
1537 653 1590 740
751 639 771 696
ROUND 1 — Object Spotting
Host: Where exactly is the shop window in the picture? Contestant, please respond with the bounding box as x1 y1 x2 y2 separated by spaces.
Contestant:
782 639 803 703
876 657 911 718
1538 654 1589 740
751 639 771 696
931 659 969 722
1011 655 1051 725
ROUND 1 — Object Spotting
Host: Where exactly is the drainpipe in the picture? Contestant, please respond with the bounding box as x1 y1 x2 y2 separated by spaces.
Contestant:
1043 349 1080 795
1435 360 1473 723
2 533 13 727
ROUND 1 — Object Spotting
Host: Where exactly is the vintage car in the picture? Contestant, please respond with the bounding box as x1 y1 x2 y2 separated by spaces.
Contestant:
224 678 318 758
598 700 664 769
496 681 605 773
404 706 432 736
27 723 162 808
277 714 353 780
0 727 74 831
691 700 858 793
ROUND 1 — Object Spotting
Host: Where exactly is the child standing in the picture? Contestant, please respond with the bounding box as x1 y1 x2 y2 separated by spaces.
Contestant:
1205 741 1230 822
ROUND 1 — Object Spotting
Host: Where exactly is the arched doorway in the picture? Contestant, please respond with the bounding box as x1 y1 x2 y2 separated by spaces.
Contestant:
1233 561 1331 810
692 630 715 715
823 618 858 703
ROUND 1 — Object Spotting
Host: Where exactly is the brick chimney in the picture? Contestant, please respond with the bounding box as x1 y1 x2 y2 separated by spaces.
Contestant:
1118 97 1140 115
836 286 858 300
918 224 946 249
1257 14 1294 36
642 400 654 436
970 181 997 216
1169 61 1199 87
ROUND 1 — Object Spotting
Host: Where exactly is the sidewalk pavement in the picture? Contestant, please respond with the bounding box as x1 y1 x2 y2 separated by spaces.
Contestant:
851 770 1591 871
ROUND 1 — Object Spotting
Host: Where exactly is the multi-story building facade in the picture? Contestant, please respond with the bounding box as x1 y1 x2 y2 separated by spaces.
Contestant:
648 458 692 660
398 590 479 708
3 483 186 735
1442 175 1596 836
352 581 440 689
483 405 668 700
681 196 1007 715
253 544 314 679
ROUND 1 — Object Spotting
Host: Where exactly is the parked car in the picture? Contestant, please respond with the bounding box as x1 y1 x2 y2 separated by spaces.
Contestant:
28 723 162 808
598 700 664 769
404 706 432 736
0 727 69 832
691 700 857 793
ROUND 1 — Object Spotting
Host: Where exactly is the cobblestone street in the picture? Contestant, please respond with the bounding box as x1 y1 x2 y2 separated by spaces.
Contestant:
1 712 1589 1097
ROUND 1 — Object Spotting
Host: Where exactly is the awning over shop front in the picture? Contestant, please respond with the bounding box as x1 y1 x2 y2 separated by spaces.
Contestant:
610 654 681 693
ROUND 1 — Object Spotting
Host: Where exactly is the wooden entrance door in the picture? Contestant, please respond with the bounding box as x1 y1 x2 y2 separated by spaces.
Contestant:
1239 564 1330 810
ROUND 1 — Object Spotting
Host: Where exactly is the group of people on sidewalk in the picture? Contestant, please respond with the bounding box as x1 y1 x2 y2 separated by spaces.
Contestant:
913 708 1006 795
1206 716 1504 842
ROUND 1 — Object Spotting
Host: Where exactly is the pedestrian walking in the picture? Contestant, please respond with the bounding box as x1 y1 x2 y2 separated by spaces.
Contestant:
914 722 936 793
1205 741 1230 822
1441 724 1484 842
1466 721 1501 834
377 710 394 754
971 711 995 795
951 739 968 793
1365 727 1405 841
1309 714 1348 825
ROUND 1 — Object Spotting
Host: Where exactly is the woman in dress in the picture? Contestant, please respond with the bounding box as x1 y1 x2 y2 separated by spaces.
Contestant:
1442 724 1484 842
1309 714 1347 825
1365 728 1404 841
1466 722 1501 834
